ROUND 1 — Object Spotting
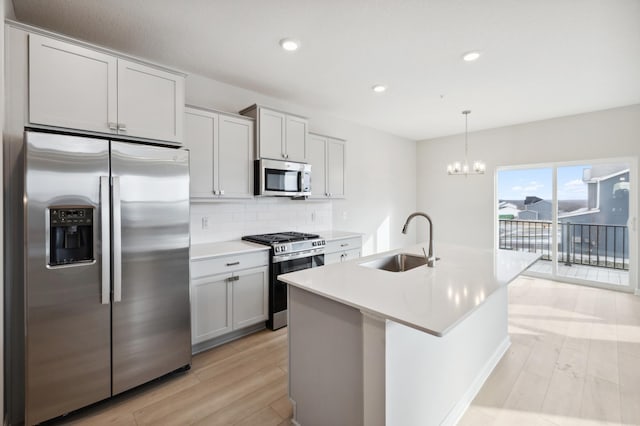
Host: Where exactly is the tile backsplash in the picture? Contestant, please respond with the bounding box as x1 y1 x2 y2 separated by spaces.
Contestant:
190 198 333 244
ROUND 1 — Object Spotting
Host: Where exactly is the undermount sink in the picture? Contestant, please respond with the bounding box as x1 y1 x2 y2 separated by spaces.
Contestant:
360 253 427 272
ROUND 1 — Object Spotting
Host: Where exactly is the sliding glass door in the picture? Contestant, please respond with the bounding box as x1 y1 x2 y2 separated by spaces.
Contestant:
497 160 635 291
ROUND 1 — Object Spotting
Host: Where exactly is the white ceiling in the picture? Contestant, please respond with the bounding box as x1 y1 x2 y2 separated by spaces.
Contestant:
11 0 640 140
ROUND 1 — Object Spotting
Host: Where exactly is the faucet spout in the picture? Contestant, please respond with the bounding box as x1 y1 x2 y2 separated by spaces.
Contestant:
401 212 435 267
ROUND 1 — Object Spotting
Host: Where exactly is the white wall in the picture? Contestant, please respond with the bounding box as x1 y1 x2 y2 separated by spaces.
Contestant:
190 199 332 244
416 105 640 289
186 74 417 254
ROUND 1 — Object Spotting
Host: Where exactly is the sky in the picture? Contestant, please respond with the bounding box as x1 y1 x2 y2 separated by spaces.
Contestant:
498 165 589 200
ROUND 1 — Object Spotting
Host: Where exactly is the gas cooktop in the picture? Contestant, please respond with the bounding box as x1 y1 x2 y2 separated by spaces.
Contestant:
242 231 320 245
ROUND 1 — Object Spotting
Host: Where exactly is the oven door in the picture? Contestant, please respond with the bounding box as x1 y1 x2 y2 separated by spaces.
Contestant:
271 252 324 329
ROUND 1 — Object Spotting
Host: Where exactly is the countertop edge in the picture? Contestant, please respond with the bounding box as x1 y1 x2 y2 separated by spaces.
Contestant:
280 244 540 337
190 240 269 261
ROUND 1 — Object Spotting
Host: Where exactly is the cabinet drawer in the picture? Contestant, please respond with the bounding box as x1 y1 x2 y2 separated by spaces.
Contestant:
325 237 361 254
191 250 269 278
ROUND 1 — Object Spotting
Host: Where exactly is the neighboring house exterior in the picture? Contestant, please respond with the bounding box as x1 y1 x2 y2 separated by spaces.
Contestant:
559 167 629 226
498 201 520 219
558 166 629 262
518 196 552 221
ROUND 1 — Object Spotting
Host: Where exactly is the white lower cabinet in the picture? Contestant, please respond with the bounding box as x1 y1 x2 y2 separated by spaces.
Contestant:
191 274 233 343
325 248 361 265
232 267 269 329
324 236 362 265
191 250 269 346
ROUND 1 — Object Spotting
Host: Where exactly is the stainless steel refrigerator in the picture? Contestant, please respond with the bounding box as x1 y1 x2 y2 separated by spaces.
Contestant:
5 131 191 425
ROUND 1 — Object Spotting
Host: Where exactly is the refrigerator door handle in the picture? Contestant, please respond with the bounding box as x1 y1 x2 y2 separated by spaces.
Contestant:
100 176 111 304
112 176 122 302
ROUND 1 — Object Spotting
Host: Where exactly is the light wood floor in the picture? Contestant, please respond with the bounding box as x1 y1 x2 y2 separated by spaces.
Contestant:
51 328 292 425
459 276 640 426
51 276 640 425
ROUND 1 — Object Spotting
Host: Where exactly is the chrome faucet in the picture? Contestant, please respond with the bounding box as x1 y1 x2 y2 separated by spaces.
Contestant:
402 212 436 267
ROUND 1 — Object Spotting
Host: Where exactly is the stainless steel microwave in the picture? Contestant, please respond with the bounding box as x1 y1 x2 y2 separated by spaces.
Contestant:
255 159 311 197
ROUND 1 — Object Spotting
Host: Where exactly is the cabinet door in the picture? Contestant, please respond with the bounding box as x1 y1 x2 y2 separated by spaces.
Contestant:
191 274 233 345
327 138 346 198
191 274 232 344
307 134 327 198
232 266 268 329
258 108 286 160
340 248 361 262
324 251 343 265
218 115 254 198
285 115 308 162
184 108 216 198
117 59 184 143
29 34 117 134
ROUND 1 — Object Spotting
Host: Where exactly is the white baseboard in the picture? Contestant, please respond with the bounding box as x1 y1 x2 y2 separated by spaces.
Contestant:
441 336 511 426
290 398 301 426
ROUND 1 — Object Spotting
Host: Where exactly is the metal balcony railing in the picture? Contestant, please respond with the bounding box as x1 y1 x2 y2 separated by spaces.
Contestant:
498 219 629 270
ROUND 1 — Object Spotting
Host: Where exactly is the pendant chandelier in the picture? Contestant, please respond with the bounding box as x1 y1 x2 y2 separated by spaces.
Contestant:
447 110 485 175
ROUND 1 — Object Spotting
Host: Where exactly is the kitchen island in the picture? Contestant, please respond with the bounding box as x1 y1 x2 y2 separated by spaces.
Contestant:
279 243 539 426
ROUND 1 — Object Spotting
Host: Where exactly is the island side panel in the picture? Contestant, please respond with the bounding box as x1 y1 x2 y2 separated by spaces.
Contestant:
386 286 510 426
288 286 364 426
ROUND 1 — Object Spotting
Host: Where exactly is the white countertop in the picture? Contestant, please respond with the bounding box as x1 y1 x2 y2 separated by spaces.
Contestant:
317 230 363 241
279 243 540 336
190 240 269 261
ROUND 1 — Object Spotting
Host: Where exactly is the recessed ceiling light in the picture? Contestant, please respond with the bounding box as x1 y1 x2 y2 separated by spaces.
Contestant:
279 38 300 52
372 84 387 93
462 51 481 62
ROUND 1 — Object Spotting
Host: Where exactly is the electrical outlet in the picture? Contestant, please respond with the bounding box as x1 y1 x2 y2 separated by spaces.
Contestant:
201 216 209 230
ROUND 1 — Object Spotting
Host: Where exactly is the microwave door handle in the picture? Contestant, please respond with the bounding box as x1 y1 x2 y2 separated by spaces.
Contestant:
298 171 304 192
112 176 122 302
100 176 110 304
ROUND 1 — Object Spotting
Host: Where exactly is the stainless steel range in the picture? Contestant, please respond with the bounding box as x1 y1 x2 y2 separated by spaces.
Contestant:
242 232 325 330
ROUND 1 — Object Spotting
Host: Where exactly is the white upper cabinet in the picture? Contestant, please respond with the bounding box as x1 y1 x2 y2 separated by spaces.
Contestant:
184 108 216 198
327 138 346 198
184 107 253 200
28 33 184 144
117 59 184 143
29 34 117 134
307 132 346 199
217 115 254 198
307 133 327 199
258 108 286 160
285 115 308 162
241 105 308 162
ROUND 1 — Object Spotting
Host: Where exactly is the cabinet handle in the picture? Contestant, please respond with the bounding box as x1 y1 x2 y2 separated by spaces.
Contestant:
226 275 240 282
108 122 118 131
226 261 240 266
118 123 127 132
340 243 349 247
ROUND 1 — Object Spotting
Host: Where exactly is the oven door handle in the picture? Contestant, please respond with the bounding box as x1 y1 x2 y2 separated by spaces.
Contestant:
272 249 325 263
